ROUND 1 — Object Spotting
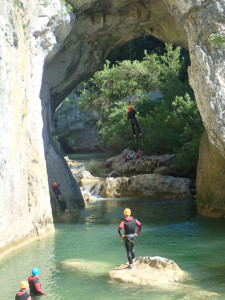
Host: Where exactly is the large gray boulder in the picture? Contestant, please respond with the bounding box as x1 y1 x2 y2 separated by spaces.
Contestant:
108 256 186 286
76 167 192 199
103 174 192 199
106 149 179 177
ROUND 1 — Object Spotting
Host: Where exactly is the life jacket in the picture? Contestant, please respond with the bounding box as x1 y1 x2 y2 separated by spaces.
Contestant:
15 290 30 300
52 185 61 196
127 108 136 119
28 276 40 295
123 217 137 235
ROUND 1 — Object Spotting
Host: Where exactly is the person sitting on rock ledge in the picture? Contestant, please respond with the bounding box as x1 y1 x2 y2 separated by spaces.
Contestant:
125 151 137 162
136 148 144 159
118 208 142 269
52 181 69 213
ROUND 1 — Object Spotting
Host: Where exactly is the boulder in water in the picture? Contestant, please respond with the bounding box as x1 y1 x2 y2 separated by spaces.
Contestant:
108 256 186 287
103 174 191 199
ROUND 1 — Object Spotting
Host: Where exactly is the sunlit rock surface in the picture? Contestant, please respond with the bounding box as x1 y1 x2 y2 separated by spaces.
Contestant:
106 149 179 176
196 132 225 217
0 0 72 255
108 256 186 286
103 174 191 199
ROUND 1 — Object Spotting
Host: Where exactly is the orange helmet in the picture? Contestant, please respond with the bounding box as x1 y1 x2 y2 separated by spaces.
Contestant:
124 208 131 216
20 281 29 289
52 182 57 187
127 106 131 109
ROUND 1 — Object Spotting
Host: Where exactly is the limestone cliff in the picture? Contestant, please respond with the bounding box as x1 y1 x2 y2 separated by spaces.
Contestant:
197 132 225 217
53 90 100 153
0 0 83 257
0 0 225 258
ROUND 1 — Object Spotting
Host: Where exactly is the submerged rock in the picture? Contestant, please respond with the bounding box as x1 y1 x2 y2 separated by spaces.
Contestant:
53 209 80 222
181 291 219 299
108 256 186 287
61 259 110 275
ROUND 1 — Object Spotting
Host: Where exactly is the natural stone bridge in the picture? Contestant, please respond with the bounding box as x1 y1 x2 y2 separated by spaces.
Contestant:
0 0 224 256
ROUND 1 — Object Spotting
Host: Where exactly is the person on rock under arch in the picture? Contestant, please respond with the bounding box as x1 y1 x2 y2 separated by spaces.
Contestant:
126 105 142 139
118 208 142 269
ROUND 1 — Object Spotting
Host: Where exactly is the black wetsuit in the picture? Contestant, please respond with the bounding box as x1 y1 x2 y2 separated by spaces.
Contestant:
52 183 67 211
28 276 46 296
15 290 30 300
127 108 142 136
118 216 141 264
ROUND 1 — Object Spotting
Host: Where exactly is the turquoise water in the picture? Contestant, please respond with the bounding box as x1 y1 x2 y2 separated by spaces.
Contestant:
1 198 225 299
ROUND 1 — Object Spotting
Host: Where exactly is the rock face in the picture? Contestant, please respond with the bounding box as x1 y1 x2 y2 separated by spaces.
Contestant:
196 132 225 217
0 0 72 255
106 149 179 176
53 90 100 153
104 174 191 199
108 256 186 286
76 166 191 199
0 0 225 256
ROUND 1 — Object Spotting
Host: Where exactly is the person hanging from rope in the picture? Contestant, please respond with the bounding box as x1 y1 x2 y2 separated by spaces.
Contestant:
52 182 69 213
126 105 142 139
118 208 142 269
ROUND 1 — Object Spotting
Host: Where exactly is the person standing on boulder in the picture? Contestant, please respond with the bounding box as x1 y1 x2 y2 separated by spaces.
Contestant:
118 208 141 269
126 105 142 139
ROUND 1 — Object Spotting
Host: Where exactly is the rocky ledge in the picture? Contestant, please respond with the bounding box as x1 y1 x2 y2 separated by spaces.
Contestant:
108 256 186 287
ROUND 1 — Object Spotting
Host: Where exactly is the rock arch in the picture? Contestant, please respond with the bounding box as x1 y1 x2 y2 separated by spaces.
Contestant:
0 0 224 256
42 0 225 216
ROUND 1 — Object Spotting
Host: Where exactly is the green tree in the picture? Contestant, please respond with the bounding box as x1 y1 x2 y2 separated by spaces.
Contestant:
79 55 161 120
78 44 204 178
98 102 135 152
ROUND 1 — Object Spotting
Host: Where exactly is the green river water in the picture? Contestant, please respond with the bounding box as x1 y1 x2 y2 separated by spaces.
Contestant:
1 197 225 300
